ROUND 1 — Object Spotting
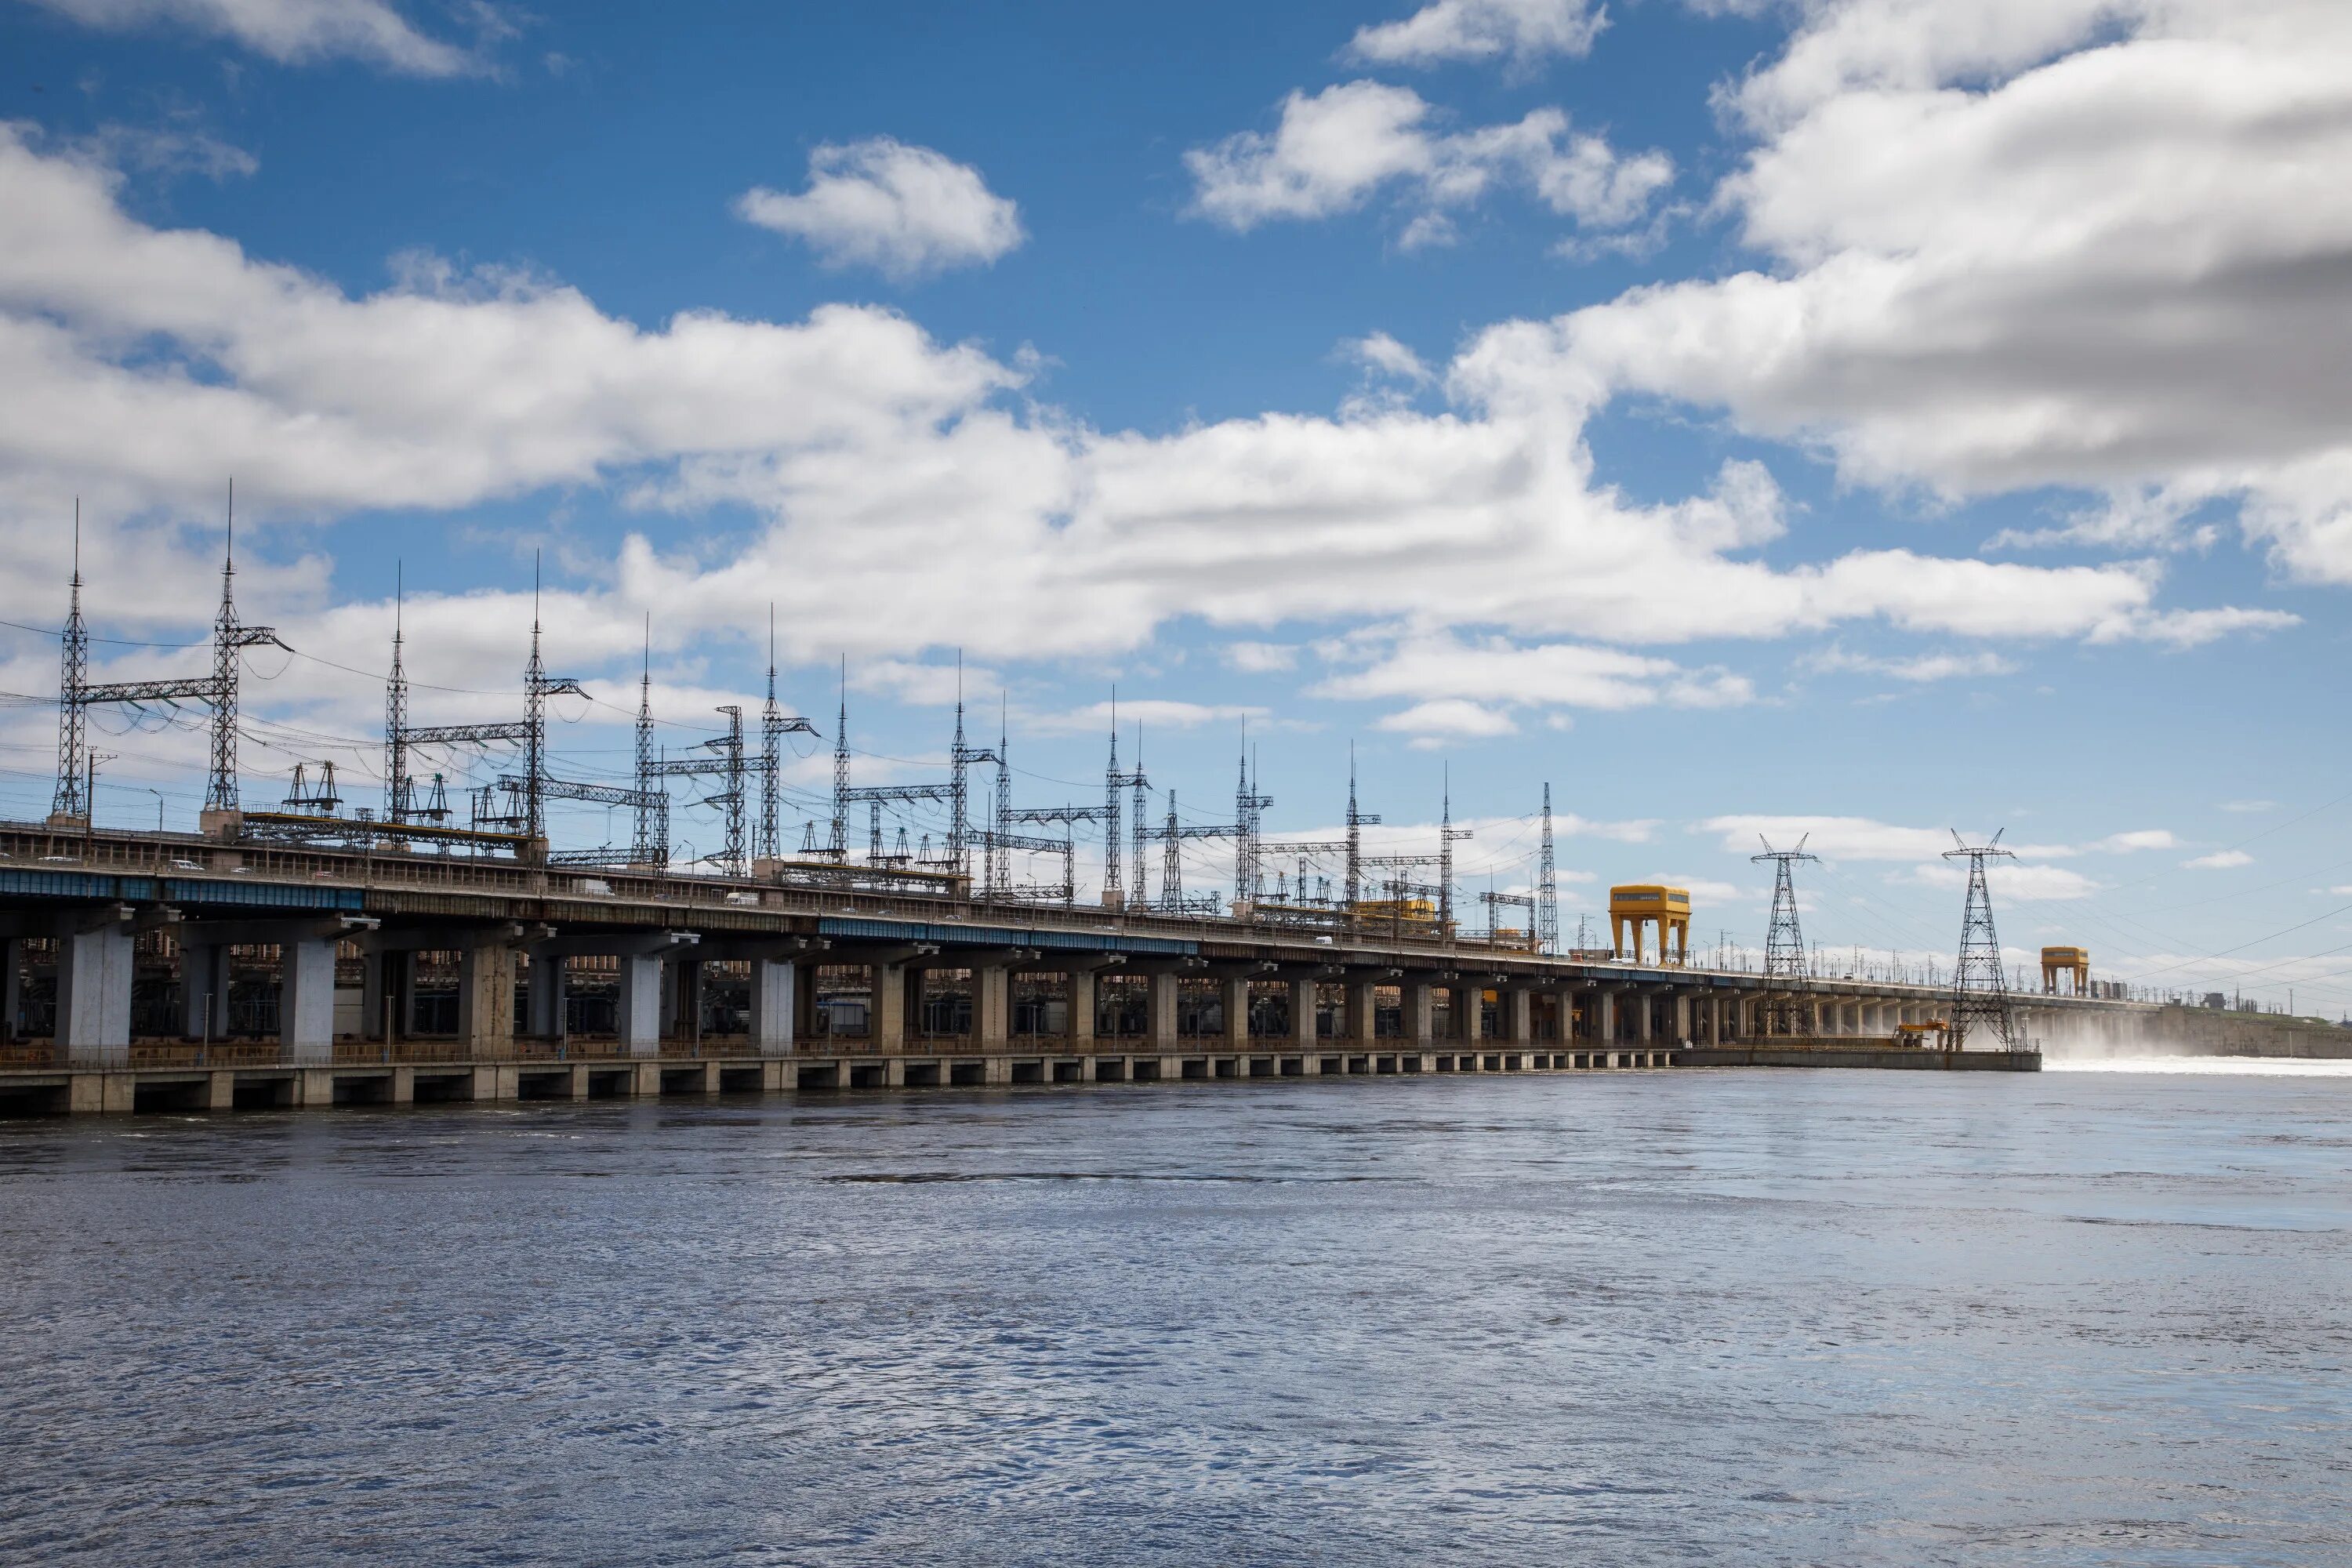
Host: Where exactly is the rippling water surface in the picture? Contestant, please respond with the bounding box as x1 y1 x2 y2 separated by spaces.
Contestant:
3 1066 2348 1566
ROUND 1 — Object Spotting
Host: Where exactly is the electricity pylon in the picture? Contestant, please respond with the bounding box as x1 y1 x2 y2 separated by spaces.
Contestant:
1944 830 2021 1051
1751 835 1818 1037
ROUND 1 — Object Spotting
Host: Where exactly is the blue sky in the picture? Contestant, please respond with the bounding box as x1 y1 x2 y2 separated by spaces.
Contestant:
3 0 2350 1011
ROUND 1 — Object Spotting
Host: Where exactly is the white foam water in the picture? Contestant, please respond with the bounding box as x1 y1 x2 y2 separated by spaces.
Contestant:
2045 1053 2352 1076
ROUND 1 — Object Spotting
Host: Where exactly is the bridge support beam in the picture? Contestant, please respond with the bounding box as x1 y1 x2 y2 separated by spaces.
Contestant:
1223 976 1253 1049
1145 970 1181 1052
1068 968 1097 1048
279 936 338 1064
458 942 517 1058
1403 979 1436 1047
54 906 134 1064
1460 983 1489 1044
617 955 662 1054
1500 986 1532 1045
974 963 1011 1051
1288 975 1321 1051
746 959 793 1052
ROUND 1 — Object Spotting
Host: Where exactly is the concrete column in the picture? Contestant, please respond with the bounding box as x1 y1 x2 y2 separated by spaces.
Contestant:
660 958 681 1033
179 941 233 1040
974 964 1011 1049
1461 985 1489 1044
2 937 19 1041
1223 976 1252 1049
279 936 338 1065
1671 992 1691 1044
747 959 793 1052
858 962 898 1050
616 953 662 1056
525 953 566 1038
1068 969 1097 1048
1289 976 1319 1050
1707 995 1722 1044
1552 989 1576 1043
1403 981 1435 1047
1595 989 1616 1043
1145 971 1181 1051
1635 992 1653 1043
458 942 517 1058
54 916 134 1064
1345 979 1378 1043
1502 988 1533 1045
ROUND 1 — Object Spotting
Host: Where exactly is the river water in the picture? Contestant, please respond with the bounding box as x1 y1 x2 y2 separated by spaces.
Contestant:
2 1064 2347 1566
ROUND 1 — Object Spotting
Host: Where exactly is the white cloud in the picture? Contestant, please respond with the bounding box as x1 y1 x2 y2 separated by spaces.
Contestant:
1908 862 2100 902
24 0 495 74
1341 331 1433 387
1644 875 1748 906
1222 641 1300 673
1555 0 2352 587
1374 698 1519 743
1185 81 1671 238
850 659 1000 708
2095 829 2176 854
735 138 1024 279
1023 699 1269 736
2184 849 2253 869
2220 799 2276 814
0 125 2275 720
1347 0 1606 68
1802 644 2016 682
2089 606 2300 648
1318 629 1755 723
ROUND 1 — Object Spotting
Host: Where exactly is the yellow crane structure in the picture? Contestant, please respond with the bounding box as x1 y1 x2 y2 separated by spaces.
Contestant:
2041 946 2090 996
1610 884 1691 966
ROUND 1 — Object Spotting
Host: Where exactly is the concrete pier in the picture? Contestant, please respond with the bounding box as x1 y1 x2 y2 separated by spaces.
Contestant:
0 1042 1707 1117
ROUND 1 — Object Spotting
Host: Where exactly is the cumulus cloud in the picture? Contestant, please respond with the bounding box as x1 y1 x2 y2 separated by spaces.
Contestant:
23 0 498 74
1317 630 1755 729
1342 331 1433 386
1022 699 1270 736
1907 862 2100 902
0 124 2278 730
1559 0 2352 586
1185 81 1671 241
1374 697 1519 745
2184 849 2253 869
735 138 1025 279
1222 641 1301 673
1347 0 1607 68
1802 644 2016 682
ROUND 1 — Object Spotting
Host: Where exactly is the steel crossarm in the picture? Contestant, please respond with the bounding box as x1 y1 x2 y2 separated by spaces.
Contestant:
404 720 533 746
81 677 220 704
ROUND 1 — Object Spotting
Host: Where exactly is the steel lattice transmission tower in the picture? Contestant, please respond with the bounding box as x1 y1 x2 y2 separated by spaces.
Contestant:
1751 835 1818 1036
49 504 88 823
1944 830 2022 1051
1537 783 1558 956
